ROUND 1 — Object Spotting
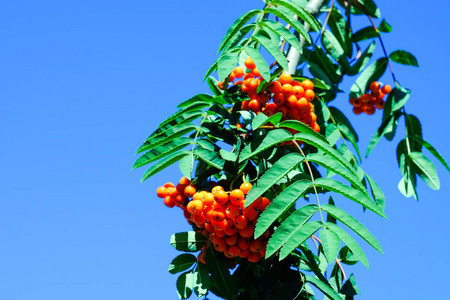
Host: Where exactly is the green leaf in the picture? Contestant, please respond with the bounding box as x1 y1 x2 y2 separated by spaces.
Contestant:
390 84 411 112
405 115 422 150
348 41 376 76
307 153 367 195
320 228 341 263
218 48 241 82
340 274 361 296
170 231 208 252
243 45 271 82
352 26 378 42
177 94 215 108
307 46 341 83
271 0 321 31
339 246 359 265
366 114 397 157
305 275 342 300
264 6 312 44
205 246 236 299
193 263 211 298
255 180 312 238
253 112 283 130
326 222 369 268
219 149 236 162
141 150 191 182
351 0 381 18
350 58 387 98
322 204 383 253
203 60 218 81
409 135 450 172
179 152 195 180
133 137 192 169
239 129 292 163
252 34 289 71
365 173 385 209
194 148 226 170
328 8 350 57
245 153 305 208
409 152 440 190
260 20 303 54
322 30 345 61
279 120 328 143
294 132 359 179
138 123 199 153
218 9 263 53
390 50 419 67
280 221 323 260
379 19 392 32
206 77 223 96
314 178 386 218
397 139 418 200
169 254 197 274
222 23 256 53
158 101 209 129
177 271 194 299
266 204 318 258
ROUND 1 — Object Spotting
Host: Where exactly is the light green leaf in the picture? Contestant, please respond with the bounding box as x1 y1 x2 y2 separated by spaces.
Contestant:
168 254 197 274
253 112 283 130
239 129 292 163
243 45 271 82
203 60 218 81
264 6 312 44
138 123 199 153
177 94 215 108
179 152 195 180
314 178 386 218
348 41 376 76
322 30 345 61
260 20 303 54
409 135 450 172
305 275 342 300
379 19 392 32
159 101 209 128
390 50 419 67
409 152 440 190
271 0 321 31
219 149 236 162
218 9 263 53
141 150 191 182
327 222 369 268
218 48 241 82
320 228 341 263
280 221 323 260
279 120 328 143
170 231 208 252
252 34 290 71
266 204 319 258
322 204 383 253
176 271 194 299
255 180 312 238
365 173 386 209
194 148 226 170
193 263 211 298
245 153 305 208
222 23 256 53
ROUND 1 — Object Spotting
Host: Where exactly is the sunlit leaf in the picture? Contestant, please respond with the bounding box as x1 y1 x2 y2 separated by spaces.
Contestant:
320 228 341 263
239 129 292 162
141 150 191 182
170 231 208 252
390 50 419 67
243 45 271 82
176 271 194 299
350 58 387 98
169 254 197 274
252 34 290 71
305 275 342 300
409 152 440 190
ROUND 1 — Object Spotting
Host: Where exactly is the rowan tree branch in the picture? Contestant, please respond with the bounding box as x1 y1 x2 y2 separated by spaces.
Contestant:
287 0 328 74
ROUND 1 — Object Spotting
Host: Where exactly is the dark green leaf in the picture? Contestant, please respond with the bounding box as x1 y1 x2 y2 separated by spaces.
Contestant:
320 228 341 263
170 231 208 252
350 58 387 98
314 178 386 218
378 19 392 32
322 204 383 253
141 150 191 182
194 148 226 170
390 50 419 67
168 254 197 274
218 9 263 53
193 263 211 298
133 137 192 169
351 0 381 18
245 153 305 208
138 123 198 153
340 274 361 296
203 60 218 81
409 152 440 190
255 180 312 238
252 34 290 71
159 101 209 129
239 129 292 163
222 23 256 53
279 120 328 143
176 271 194 299
327 222 369 268
177 94 215 108
280 221 323 260
352 26 378 42
366 114 397 157
348 41 376 76
243 45 271 82
305 275 342 300
206 77 223 96
205 246 236 299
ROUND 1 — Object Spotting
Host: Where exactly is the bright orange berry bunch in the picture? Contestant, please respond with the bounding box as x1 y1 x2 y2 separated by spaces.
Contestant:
349 81 392 115
156 177 271 264
219 57 320 133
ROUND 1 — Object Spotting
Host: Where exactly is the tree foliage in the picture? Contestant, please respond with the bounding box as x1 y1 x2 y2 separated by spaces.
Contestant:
134 0 448 298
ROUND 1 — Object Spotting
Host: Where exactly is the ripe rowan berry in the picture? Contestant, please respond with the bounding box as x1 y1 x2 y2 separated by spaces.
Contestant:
251 67 261 78
234 215 248 230
187 199 204 215
156 186 167 198
239 225 255 238
211 219 228 231
273 93 285 106
233 66 244 78
247 251 261 263
292 85 305 98
281 84 293 95
224 222 239 236
184 185 196 198
301 79 314 90
179 176 191 185
259 197 270 211
191 213 207 226
239 182 253 195
353 106 363 115
243 207 258 221
381 84 392 94
269 81 282 94
228 245 241 257
286 94 298 108
370 81 380 93
249 239 263 253
279 72 293 84
304 89 315 102
164 196 176 208
164 182 174 188
225 234 238 246
244 57 256 70
248 99 261 113
237 237 250 250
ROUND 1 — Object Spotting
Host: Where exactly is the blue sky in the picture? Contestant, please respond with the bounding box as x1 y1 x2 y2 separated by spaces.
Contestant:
1 0 449 299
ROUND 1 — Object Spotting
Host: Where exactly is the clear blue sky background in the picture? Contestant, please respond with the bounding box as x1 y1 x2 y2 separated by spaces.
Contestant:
1 1 449 299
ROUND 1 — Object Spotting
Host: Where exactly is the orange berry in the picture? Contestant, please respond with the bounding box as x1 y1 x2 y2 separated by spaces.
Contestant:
234 215 248 230
251 67 261 77
370 81 380 93
203 193 214 207
214 229 226 238
249 197 263 210
224 222 239 236
281 84 293 95
241 100 249 110
259 197 270 211
292 85 305 98
249 239 263 253
364 105 376 115
233 66 244 78
304 89 315 102
156 186 167 198
286 94 298 108
301 79 314 90
191 213 207 225
187 199 204 215
235 123 243 130
184 185 196 198
244 57 256 70
247 251 261 263
310 112 317 122
239 249 250 258
243 207 258 221
296 97 308 110
381 84 392 94
353 106 363 115
225 234 238 246
240 182 253 195
375 99 385 109
164 182 174 188
228 245 241 257
212 237 227 252
164 196 176 208
313 123 321 133
211 207 226 222
243 73 254 80
269 81 282 94
179 177 191 185
273 93 285 106
276 105 288 117
192 192 204 201
237 237 250 250
225 204 240 219
211 219 228 231
239 225 255 238
214 190 229 205
248 99 261 113
230 189 245 205
211 185 224 194
279 72 292 84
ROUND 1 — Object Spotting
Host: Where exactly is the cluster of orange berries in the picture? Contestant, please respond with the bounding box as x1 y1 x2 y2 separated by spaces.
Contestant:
156 177 271 264
218 57 320 133
349 82 392 115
